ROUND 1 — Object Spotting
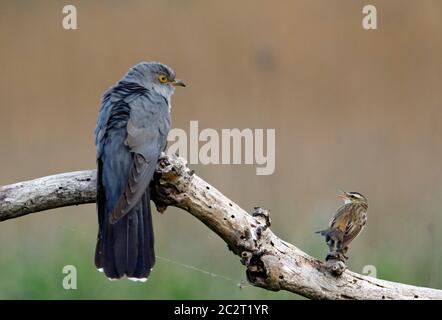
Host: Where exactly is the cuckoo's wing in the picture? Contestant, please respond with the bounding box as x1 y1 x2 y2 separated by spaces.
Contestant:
95 88 115 159
95 102 133 276
95 82 149 159
109 151 157 224
110 97 170 224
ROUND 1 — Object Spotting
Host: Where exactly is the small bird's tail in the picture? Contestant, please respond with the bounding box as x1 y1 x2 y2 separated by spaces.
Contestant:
315 228 344 243
95 191 155 281
315 229 330 242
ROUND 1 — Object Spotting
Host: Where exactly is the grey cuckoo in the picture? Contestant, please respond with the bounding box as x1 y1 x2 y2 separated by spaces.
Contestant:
94 62 185 281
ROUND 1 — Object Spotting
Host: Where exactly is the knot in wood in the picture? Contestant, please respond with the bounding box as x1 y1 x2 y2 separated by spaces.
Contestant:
252 207 271 227
325 258 347 276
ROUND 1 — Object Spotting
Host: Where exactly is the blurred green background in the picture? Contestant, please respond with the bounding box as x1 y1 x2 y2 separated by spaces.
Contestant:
1 0 441 299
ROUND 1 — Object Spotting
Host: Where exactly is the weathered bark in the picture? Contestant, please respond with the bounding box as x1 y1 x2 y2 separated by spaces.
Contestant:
1 155 441 299
0 170 96 221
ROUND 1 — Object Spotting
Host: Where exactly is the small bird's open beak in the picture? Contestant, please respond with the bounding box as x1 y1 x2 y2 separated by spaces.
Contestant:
337 191 347 199
171 79 186 87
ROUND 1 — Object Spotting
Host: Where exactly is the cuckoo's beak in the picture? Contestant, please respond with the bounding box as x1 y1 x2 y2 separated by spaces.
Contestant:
171 79 186 87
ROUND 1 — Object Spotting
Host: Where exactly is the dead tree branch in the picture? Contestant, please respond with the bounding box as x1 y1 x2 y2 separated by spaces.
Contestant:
0 155 441 299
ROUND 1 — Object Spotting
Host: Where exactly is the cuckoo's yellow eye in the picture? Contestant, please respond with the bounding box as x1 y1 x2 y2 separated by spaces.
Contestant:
158 75 168 83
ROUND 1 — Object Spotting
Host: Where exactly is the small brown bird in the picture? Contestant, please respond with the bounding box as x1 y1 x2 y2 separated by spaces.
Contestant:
317 191 368 261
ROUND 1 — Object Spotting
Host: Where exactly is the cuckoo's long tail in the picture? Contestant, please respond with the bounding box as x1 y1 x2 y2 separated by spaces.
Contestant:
95 190 155 281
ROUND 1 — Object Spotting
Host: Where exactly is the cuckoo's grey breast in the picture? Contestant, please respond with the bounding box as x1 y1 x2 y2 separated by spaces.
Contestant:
94 61 185 281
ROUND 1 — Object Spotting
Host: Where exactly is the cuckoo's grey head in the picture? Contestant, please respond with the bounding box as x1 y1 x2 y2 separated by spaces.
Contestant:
123 61 185 100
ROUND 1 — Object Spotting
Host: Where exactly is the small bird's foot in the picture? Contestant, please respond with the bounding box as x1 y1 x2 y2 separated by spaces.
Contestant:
337 247 349 260
326 251 347 262
325 252 339 261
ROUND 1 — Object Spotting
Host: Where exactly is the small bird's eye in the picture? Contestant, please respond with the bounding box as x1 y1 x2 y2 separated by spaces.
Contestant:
158 75 168 83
